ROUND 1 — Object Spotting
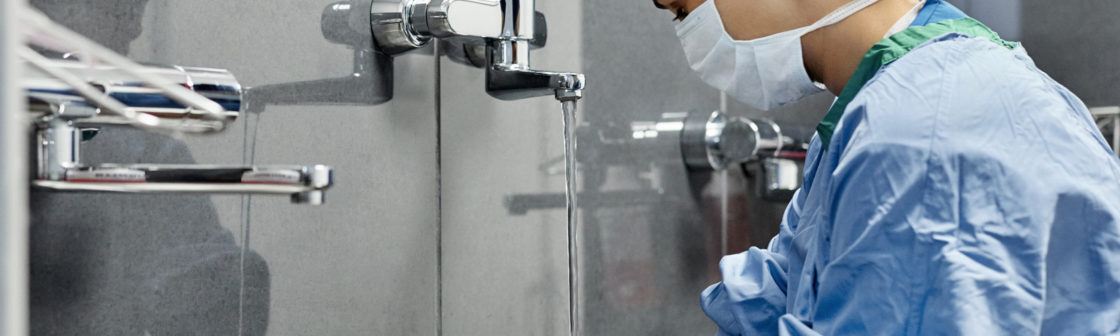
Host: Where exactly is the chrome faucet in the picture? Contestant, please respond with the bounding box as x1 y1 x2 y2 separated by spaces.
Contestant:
19 5 335 205
24 59 335 205
371 0 585 101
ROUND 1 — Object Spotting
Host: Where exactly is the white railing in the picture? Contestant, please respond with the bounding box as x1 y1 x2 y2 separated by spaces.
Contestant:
0 0 29 335
19 7 233 134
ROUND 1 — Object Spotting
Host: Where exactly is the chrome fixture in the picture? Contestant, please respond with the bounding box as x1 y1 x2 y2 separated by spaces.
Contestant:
32 164 333 204
757 155 803 202
21 8 335 205
25 61 335 205
20 9 231 134
24 58 241 131
439 11 547 68
680 111 784 171
371 0 585 102
504 111 787 214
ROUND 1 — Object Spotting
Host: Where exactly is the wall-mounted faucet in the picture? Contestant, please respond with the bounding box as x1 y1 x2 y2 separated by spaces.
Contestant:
371 0 585 102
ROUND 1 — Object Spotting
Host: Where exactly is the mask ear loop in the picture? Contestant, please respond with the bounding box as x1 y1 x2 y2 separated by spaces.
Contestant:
794 0 882 89
885 0 926 38
802 0 881 34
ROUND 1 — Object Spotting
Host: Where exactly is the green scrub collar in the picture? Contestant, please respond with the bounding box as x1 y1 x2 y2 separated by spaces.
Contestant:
816 18 1019 148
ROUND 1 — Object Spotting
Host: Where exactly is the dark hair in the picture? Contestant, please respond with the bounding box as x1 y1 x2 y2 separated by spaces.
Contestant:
653 0 667 9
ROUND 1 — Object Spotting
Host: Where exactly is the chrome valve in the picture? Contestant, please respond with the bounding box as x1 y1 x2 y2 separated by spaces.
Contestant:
371 0 585 101
680 111 784 171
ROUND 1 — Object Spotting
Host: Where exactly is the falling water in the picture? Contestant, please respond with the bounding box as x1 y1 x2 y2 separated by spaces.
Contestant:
561 99 579 336
237 108 262 336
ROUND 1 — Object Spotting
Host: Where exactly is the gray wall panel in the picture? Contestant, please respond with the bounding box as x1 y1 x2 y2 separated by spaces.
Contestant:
1020 0 1120 107
579 1 724 335
26 1 1120 335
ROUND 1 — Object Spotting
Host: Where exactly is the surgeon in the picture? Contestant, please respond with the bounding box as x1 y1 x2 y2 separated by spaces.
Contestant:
654 0 1120 334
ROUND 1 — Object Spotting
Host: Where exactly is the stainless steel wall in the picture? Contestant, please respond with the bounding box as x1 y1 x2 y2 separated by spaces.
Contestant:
576 2 796 335
19 1 820 335
437 1 579 334
23 1 1120 335
29 0 438 335
573 0 1120 335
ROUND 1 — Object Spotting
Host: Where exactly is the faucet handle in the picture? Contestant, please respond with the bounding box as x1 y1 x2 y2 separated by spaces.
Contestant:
372 0 544 56
440 10 546 68
372 0 504 55
371 0 431 55
424 0 504 40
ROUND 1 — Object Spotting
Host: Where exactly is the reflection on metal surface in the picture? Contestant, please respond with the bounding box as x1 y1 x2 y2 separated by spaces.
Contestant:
507 110 808 318
680 111 784 171
22 23 336 204
370 0 431 55
371 0 585 101
33 164 333 205
508 111 795 214
1092 106 1120 154
29 106 335 204
246 1 394 111
19 7 233 133
756 155 803 203
24 1 277 335
505 190 671 215
24 57 242 130
440 11 547 68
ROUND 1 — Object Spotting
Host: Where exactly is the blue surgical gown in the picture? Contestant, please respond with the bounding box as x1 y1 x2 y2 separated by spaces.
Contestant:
700 13 1120 336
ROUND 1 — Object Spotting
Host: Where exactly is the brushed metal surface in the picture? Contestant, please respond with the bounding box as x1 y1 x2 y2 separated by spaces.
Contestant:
437 1 578 334
577 2 723 334
29 0 438 335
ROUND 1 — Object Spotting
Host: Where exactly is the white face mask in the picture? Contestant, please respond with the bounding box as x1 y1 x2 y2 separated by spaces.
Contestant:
675 0 882 111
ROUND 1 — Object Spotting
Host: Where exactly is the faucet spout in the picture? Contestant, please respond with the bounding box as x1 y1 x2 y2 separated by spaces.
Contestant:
486 65 585 102
553 72 586 102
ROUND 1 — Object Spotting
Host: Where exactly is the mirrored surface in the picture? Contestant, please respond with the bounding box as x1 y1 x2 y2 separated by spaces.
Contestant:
29 0 439 335
25 0 1120 335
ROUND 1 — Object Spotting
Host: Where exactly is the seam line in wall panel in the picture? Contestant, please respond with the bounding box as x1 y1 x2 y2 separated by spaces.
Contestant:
237 107 261 336
719 92 729 256
434 42 444 336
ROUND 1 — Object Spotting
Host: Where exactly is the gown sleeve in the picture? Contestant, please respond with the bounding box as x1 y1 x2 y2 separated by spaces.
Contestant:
700 189 801 335
808 36 1068 334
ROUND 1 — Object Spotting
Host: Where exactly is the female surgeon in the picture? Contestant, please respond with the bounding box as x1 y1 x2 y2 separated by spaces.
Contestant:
655 0 1120 334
